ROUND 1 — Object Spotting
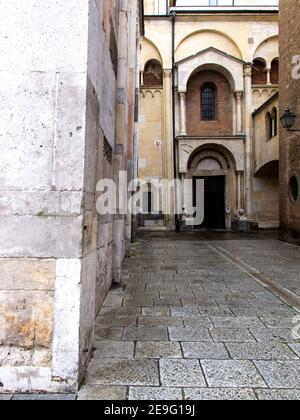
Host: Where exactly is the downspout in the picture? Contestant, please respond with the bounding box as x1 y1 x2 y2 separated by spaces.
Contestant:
171 10 180 232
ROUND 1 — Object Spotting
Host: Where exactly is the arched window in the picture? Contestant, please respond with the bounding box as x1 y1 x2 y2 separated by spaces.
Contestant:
271 107 278 137
266 108 278 140
252 58 267 85
270 58 279 84
201 83 216 121
266 112 273 140
143 60 163 86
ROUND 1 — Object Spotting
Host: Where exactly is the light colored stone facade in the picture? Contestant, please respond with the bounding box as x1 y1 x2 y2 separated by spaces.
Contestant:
139 0 279 230
0 0 142 393
253 93 279 228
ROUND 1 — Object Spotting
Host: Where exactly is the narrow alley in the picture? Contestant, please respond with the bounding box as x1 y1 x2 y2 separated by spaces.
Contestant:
79 233 300 401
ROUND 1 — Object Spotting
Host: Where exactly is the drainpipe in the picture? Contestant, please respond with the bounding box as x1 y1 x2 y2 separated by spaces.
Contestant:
171 10 180 232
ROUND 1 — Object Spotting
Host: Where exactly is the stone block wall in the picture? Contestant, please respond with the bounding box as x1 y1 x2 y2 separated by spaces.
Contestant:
0 0 141 393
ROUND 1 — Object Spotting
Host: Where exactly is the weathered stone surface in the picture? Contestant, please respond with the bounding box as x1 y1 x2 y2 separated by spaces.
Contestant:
198 307 234 317
142 307 171 316
0 216 83 259
182 342 230 360
138 316 184 328
93 341 134 359
0 366 75 393
288 343 300 357
52 259 81 381
0 395 12 400
226 342 299 360
0 291 54 349
100 307 141 317
211 317 264 329
94 328 124 341
184 388 257 401
170 307 199 317
210 328 255 343
183 317 213 328
160 359 206 388
257 389 300 401
201 360 267 388
0 0 89 73
123 298 154 308
0 347 31 367
13 394 76 401
250 327 298 342
254 361 300 389
0 0 142 396
169 327 212 342
135 342 182 359
86 359 160 386
96 316 137 328
260 317 295 329
103 294 124 307
0 259 55 291
0 191 82 217
123 327 169 342
129 387 182 401
78 386 128 401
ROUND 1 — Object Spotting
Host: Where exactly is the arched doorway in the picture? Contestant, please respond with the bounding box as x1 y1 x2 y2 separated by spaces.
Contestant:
187 145 238 230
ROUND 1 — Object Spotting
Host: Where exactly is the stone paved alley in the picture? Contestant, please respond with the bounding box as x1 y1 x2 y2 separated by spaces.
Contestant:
78 232 300 401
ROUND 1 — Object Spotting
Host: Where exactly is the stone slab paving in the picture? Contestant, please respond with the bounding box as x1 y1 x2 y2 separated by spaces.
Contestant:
79 233 300 401
12 394 77 401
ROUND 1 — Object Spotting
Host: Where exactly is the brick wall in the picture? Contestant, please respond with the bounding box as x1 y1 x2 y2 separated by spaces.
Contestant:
186 70 233 136
271 59 279 84
279 0 300 244
252 59 267 85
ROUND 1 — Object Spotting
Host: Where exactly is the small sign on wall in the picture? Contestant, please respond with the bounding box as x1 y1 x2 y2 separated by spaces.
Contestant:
154 140 162 147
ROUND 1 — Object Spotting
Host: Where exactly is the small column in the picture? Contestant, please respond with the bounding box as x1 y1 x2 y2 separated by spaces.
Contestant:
237 172 242 210
244 64 253 219
235 91 243 134
266 67 271 85
140 70 144 86
179 92 187 136
163 69 175 228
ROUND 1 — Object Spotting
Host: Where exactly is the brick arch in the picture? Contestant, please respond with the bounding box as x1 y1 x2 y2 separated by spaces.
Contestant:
186 69 233 136
143 59 163 86
271 58 279 84
252 58 267 85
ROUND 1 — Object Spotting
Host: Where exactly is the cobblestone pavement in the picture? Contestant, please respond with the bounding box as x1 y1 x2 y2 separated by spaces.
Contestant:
78 232 300 400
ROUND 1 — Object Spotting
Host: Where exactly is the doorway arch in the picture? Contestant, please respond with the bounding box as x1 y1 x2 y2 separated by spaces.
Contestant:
186 144 238 230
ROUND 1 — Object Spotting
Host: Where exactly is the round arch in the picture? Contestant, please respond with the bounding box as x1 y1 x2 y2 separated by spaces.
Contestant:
141 37 163 71
253 36 279 67
187 143 237 173
176 29 243 62
143 59 163 86
185 63 237 92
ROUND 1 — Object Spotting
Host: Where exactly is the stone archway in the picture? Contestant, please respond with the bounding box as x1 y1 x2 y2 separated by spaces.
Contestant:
184 144 240 230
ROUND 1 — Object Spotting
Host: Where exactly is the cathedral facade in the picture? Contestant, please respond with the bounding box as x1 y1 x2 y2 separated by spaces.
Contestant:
139 0 279 231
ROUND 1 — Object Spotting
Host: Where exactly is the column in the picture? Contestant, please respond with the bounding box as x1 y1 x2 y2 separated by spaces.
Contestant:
163 69 175 228
266 67 271 85
179 92 187 136
244 64 253 219
235 91 243 134
237 172 242 210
